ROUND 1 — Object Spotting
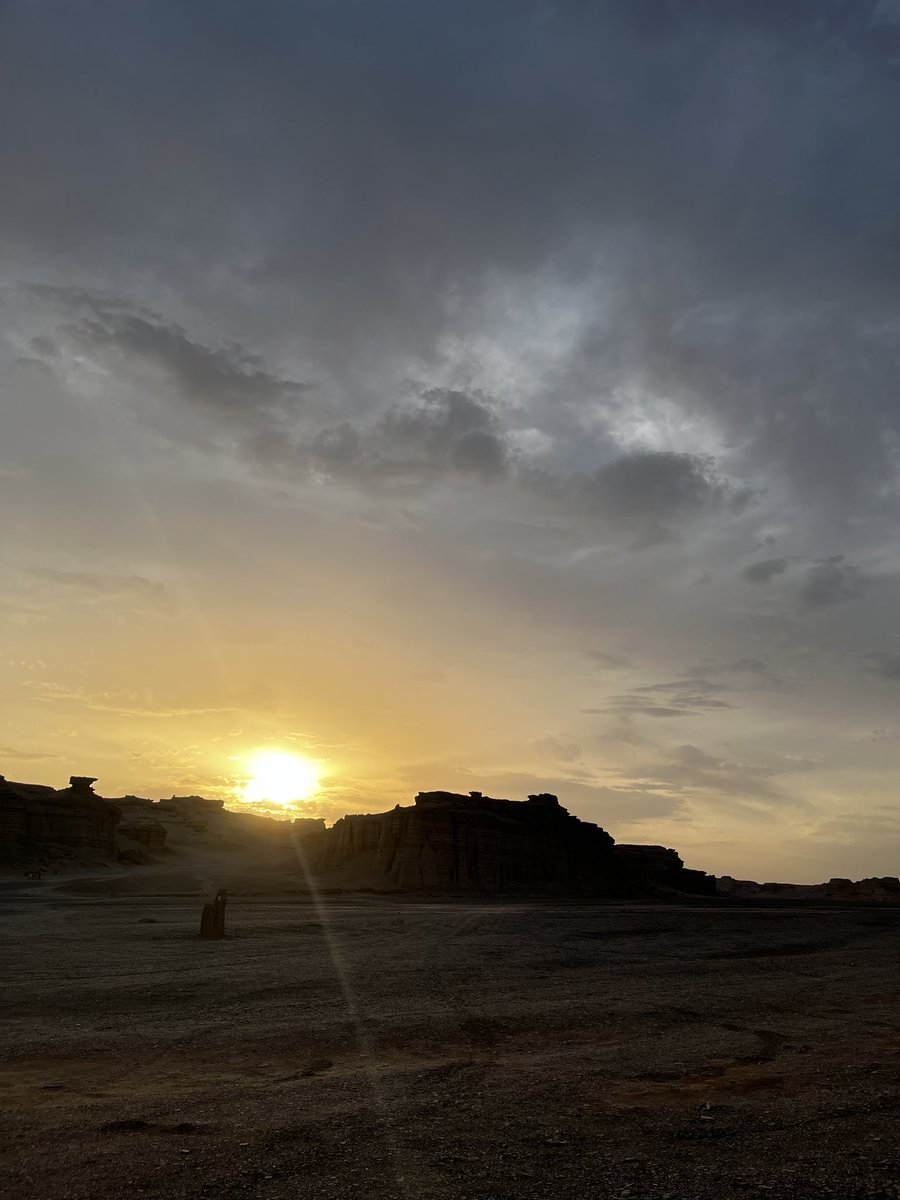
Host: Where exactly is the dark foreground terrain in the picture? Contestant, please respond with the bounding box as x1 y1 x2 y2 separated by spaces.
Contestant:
3 897 900 1200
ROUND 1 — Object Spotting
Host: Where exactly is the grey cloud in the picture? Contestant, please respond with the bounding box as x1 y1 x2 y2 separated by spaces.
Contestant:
309 389 509 489
534 735 583 763
309 423 363 472
862 652 900 682
448 428 507 479
9 6 898 517
738 552 876 611
590 698 692 719
628 742 793 808
799 557 869 609
637 677 730 695
585 650 631 669
454 770 685 824
742 557 790 584
578 452 752 533
25 288 516 491
49 292 307 419
376 390 508 480
723 658 793 693
630 676 736 713
728 658 769 673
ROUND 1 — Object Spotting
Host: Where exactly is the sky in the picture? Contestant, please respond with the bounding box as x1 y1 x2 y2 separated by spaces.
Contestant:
3 1 900 882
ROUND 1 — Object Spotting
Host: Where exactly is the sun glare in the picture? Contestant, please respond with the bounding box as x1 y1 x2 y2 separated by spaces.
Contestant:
241 750 321 806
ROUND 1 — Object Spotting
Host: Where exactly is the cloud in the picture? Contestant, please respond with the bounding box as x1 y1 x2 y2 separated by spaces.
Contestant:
799 557 869 609
595 676 736 720
0 745 60 762
578 451 752 528
534 735 583 763
585 650 631 669
28 567 170 607
626 742 795 810
863 652 900 682
304 388 511 492
20 285 308 454
587 700 691 720
741 557 790 583
24 681 238 719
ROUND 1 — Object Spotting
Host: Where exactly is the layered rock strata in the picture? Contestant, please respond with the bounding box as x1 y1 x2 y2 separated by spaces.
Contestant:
316 790 714 895
0 775 120 864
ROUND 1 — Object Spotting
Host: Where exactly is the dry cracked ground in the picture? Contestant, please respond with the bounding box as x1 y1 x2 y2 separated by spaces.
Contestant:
3 895 900 1199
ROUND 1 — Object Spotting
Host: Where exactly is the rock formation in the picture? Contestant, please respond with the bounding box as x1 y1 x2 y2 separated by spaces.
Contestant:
0 771 715 896
613 844 714 895
0 774 120 864
155 795 225 832
821 876 900 900
117 817 168 854
315 790 715 896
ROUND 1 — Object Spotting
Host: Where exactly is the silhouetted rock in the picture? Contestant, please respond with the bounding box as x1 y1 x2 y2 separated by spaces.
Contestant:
820 876 900 901
315 790 712 895
0 773 120 864
613 844 717 896
118 819 168 853
155 795 225 832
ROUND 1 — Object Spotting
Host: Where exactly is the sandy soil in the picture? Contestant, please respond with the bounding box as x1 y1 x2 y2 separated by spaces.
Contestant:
3 894 900 1200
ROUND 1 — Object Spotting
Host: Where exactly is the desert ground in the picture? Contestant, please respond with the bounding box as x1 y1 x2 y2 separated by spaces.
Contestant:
3 892 900 1200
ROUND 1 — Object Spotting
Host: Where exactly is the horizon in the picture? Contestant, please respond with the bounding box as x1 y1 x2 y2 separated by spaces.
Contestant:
0 764 884 886
4 3 900 886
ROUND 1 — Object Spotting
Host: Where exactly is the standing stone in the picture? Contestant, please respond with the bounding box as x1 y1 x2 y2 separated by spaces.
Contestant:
200 888 227 938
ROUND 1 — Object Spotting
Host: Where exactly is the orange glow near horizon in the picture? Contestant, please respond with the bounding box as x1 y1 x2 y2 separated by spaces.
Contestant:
239 749 322 807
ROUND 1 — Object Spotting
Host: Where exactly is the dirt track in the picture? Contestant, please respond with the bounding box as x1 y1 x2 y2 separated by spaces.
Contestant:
3 896 900 1199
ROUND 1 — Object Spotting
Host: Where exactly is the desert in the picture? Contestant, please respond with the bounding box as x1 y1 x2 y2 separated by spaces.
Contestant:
4 890 900 1199
4 777 900 1198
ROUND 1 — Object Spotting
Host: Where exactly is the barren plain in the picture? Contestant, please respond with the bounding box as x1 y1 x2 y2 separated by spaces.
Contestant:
3 894 900 1200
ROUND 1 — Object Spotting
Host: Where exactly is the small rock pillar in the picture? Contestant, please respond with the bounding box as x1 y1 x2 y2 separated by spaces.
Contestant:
200 888 227 938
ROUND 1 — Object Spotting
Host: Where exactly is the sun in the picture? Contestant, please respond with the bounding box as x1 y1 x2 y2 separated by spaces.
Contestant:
241 750 321 807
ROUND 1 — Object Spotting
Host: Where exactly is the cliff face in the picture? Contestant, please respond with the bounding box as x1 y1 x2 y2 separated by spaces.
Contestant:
0 775 120 864
613 844 716 896
315 790 710 895
0 770 714 896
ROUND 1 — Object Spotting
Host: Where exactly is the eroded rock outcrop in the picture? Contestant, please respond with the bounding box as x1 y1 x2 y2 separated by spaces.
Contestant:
0 774 120 864
155 795 225 832
1 770 714 895
315 790 713 896
613 844 716 896
118 818 168 853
